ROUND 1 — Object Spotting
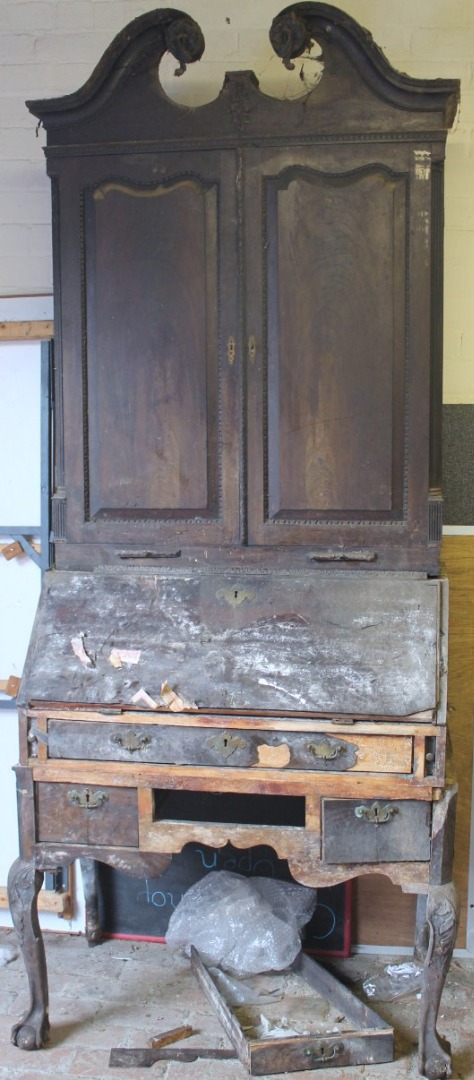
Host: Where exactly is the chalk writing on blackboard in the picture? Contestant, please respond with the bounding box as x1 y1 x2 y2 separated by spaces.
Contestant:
98 842 352 956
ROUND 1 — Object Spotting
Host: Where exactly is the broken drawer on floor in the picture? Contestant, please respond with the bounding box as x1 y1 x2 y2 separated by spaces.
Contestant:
191 947 393 1075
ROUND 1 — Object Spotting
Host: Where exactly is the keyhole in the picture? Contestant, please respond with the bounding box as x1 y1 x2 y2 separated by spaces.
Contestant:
234 590 239 600
223 736 228 747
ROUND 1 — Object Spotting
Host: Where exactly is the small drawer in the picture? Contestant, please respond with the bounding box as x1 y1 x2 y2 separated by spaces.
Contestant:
322 798 431 863
35 782 138 847
45 719 413 774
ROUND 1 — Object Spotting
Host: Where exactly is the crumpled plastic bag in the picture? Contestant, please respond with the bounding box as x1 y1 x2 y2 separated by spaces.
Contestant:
166 870 317 977
362 962 424 1001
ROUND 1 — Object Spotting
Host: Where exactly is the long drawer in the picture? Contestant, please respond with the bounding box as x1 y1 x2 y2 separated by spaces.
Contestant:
43 719 413 774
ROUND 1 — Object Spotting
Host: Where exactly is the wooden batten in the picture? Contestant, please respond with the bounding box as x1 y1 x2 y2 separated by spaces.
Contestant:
0 884 72 917
0 320 53 340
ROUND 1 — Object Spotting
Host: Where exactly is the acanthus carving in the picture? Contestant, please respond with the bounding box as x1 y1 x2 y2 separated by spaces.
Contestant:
7 860 44 948
225 72 256 130
425 883 459 962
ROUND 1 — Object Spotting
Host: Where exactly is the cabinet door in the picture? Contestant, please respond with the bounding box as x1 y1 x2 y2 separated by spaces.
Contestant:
245 145 432 569
54 150 240 563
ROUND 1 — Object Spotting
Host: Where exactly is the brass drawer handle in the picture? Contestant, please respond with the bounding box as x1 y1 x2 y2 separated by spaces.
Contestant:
306 739 343 761
354 801 399 825
67 789 109 810
111 732 151 753
305 1042 344 1063
207 732 248 758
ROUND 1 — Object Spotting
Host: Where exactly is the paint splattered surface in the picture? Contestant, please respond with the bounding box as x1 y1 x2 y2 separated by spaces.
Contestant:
20 569 440 716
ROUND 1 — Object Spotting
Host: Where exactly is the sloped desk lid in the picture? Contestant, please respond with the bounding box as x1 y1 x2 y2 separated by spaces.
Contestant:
19 569 443 717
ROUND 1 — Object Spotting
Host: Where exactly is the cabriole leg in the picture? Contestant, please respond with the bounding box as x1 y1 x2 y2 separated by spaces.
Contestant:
8 856 50 1050
416 882 459 1080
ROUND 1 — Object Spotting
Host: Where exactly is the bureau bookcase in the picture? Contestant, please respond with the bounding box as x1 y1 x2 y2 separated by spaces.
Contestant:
8 6 460 1077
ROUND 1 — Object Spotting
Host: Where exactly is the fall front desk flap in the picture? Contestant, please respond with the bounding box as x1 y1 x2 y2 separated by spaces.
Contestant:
19 569 443 718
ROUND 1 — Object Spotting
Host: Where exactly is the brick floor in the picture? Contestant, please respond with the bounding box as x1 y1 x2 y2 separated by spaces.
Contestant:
0 928 473 1080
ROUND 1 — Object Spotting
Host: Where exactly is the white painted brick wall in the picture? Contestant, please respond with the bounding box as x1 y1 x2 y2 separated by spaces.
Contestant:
0 0 473 399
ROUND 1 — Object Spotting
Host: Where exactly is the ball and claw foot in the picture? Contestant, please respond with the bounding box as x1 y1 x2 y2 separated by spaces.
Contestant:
11 1010 50 1051
419 1033 452 1080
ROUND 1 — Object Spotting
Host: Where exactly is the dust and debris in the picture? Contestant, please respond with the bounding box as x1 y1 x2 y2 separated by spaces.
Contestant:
71 633 95 667
109 648 141 669
131 688 160 710
0 945 18 967
234 969 351 1041
161 681 197 712
258 677 308 707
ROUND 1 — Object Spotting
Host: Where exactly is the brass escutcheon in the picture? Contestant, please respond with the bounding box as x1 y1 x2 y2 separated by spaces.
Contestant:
354 801 399 825
67 789 109 810
306 739 343 760
207 732 248 758
227 336 236 365
111 732 151 753
216 586 256 608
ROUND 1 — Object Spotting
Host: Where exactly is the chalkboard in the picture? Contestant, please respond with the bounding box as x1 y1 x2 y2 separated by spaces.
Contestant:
97 843 352 957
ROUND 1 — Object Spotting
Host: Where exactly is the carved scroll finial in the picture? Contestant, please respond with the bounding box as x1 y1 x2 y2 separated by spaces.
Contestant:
26 9 205 126
269 4 459 125
165 14 205 76
270 9 314 70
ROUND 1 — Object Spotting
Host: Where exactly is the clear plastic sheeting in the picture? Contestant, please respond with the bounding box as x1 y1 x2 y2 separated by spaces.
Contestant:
166 870 317 977
209 968 283 1006
362 961 424 1001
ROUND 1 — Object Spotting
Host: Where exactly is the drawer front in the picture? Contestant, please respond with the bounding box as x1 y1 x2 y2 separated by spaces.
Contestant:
35 782 138 847
46 720 413 774
322 798 431 863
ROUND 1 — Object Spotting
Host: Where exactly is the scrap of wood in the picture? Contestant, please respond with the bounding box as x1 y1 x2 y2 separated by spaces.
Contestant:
71 634 94 667
109 648 141 669
0 675 21 697
131 688 160 710
161 680 197 712
0 885 72 917
1 540 41 561
148 1024 194 1049
0 319 53 340
1 541 23 561
109 1047 236 1067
